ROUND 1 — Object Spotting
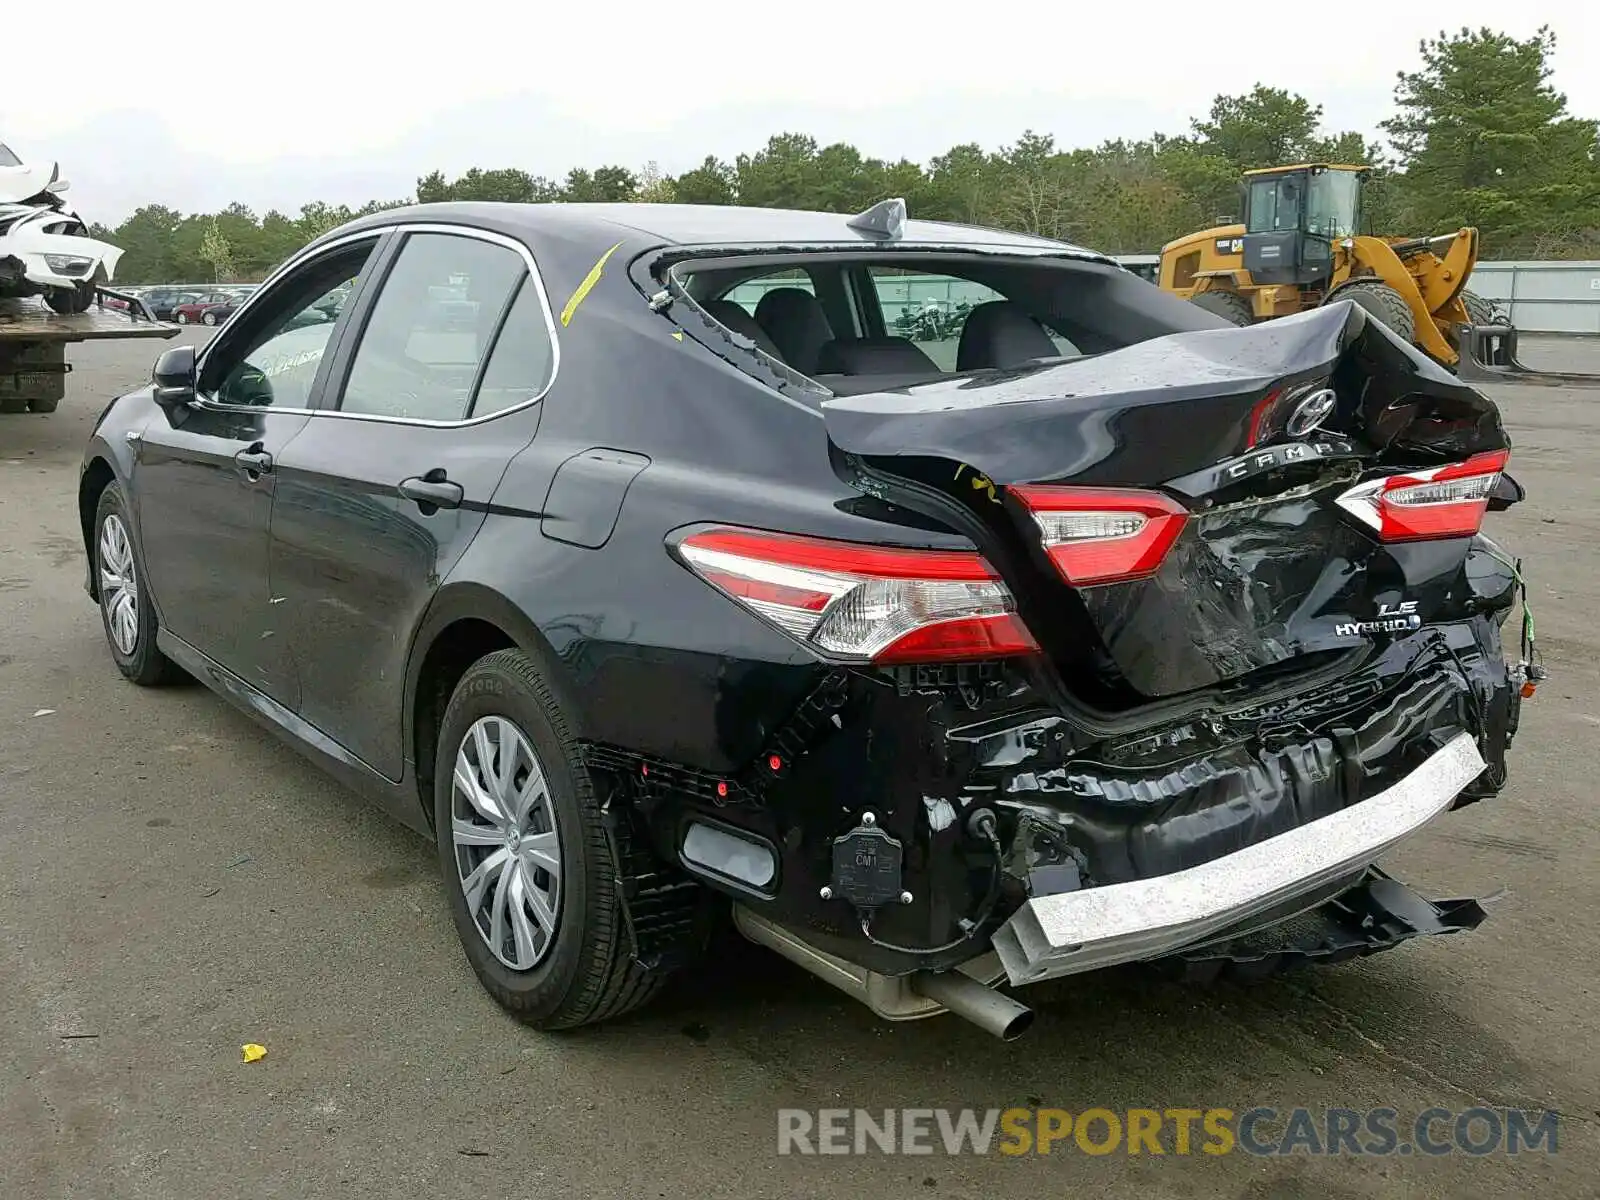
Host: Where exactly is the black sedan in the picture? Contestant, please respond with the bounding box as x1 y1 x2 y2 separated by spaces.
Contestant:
78 201 1531 1038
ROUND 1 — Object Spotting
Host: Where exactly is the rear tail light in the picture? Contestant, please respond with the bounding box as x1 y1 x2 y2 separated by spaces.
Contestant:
675 527 1038 664
1008 486 1189 585
1336 450 1509 542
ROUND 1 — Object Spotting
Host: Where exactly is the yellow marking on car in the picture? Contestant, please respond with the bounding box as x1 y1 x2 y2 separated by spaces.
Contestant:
953 462 1000 503
560 241 624 327
672 330 685 342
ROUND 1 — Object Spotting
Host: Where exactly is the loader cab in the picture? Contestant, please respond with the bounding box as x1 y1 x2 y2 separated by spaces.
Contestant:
1241 164 1368 288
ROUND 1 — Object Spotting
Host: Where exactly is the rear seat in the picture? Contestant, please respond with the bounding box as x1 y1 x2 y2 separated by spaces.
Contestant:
814 337 939 376
701 299 788 362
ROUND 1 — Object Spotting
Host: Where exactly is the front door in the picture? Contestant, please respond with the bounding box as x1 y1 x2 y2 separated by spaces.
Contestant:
132 232 385 705
268 227 556 779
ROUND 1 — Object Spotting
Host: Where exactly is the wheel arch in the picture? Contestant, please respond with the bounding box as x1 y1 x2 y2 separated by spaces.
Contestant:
78 455 119 600
404 582 589 829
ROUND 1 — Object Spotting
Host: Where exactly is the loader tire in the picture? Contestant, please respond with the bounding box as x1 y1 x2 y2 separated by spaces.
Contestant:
1461 290 1501 327
1190 290 1254 327
1329 282 1415 345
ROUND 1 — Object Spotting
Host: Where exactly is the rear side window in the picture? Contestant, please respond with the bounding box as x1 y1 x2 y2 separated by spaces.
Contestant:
339 232 526 422
472 278 556 417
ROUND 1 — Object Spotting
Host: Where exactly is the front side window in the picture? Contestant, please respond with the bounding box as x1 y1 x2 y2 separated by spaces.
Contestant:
204 239 377 409
0 143 21 168
338 233 527 422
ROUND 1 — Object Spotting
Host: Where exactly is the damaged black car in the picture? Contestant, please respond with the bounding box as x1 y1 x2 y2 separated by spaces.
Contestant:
78 199 1539 1039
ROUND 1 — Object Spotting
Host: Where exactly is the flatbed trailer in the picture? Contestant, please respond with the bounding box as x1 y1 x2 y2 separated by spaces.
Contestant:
0 287 177 414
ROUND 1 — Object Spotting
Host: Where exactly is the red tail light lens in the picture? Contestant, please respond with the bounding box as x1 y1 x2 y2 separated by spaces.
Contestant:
1335 450 1509 542
1008 486 1189 585
675 527 1038 664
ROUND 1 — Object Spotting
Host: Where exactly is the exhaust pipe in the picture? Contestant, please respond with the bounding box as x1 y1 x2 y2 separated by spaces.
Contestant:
733 905 1035 1039
911 970 1034 1041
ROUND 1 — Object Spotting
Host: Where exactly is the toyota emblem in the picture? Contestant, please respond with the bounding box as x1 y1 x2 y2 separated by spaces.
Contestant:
1285 388 1337 438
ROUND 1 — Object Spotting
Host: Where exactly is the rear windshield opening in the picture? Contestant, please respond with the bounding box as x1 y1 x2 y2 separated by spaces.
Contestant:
670 251 1219 396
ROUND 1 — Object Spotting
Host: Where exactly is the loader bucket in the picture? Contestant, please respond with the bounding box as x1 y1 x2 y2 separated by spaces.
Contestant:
1454 323 1600 387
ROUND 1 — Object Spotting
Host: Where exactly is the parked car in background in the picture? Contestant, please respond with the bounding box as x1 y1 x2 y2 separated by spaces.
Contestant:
77 201 1533 1040
172 291 239 324
142 289 202 320
198 293 249 326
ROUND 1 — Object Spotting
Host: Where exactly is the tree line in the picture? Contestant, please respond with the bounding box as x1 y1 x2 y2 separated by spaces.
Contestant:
94 26 1600 285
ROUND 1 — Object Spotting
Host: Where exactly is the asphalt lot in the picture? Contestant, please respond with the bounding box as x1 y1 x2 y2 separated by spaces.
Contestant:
2 329 1597 1199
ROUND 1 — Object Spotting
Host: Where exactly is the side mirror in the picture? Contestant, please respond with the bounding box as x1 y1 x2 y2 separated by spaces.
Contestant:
46 177 71 194
152 345 196 408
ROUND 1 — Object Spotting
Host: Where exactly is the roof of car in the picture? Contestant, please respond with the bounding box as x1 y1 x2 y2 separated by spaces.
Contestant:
337 201 1109 259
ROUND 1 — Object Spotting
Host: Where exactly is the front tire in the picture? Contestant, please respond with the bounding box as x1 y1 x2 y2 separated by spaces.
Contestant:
434 649 675 1029
1328 281 1416 344
1461 289 1501 326
1190 289 1254 326
176 312 189 324
94 483 180 685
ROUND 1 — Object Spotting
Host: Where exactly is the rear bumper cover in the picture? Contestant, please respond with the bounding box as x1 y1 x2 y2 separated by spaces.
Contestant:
991 731 1485 985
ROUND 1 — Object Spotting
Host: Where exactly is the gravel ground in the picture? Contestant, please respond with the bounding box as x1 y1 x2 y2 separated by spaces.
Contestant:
1 330 1597 1199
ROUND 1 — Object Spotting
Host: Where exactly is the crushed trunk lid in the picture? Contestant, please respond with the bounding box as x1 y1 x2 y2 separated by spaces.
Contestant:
823 303 1511 698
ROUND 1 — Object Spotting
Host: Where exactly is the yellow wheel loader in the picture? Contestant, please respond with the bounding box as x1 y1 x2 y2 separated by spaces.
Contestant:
1156 163 1595 384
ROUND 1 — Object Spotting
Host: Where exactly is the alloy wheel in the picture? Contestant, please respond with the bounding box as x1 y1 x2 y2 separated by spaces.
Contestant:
98 514 139 655
450 715 563 970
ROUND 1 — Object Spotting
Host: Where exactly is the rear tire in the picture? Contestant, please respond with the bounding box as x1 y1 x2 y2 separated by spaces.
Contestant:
433 649 676 1029
1190 289 1254 326
1328 281 1416 344
202 311 217 326
94 483 181 686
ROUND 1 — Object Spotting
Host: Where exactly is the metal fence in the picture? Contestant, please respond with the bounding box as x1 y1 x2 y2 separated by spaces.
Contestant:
1466 261 1600 334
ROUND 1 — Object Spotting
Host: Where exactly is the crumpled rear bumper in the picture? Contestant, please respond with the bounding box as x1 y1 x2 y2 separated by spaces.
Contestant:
991 731 1485 985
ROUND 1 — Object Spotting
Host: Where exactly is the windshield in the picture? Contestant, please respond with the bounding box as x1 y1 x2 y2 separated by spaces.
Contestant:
1305 170 1362 238
0 143 22 168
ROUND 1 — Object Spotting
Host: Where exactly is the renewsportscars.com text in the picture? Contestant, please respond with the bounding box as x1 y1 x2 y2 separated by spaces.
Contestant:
776 1106 1559 1157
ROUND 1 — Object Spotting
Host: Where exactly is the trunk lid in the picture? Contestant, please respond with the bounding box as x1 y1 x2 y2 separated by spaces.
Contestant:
822 303 1510 699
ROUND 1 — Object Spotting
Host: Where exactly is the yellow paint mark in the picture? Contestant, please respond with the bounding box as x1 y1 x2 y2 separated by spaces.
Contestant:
671 330 685 342
559 241 624 327
954 462 999 503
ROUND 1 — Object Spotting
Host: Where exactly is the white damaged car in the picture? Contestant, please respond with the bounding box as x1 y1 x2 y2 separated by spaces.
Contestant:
0 141 124 313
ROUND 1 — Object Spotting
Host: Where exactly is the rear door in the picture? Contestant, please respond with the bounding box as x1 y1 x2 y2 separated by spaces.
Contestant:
267 226 558 780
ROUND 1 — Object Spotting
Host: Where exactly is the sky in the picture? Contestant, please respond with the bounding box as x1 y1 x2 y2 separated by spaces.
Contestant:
3 2 1596 224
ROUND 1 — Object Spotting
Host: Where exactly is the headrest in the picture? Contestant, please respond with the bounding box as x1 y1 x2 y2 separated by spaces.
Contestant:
956 300 1061 371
